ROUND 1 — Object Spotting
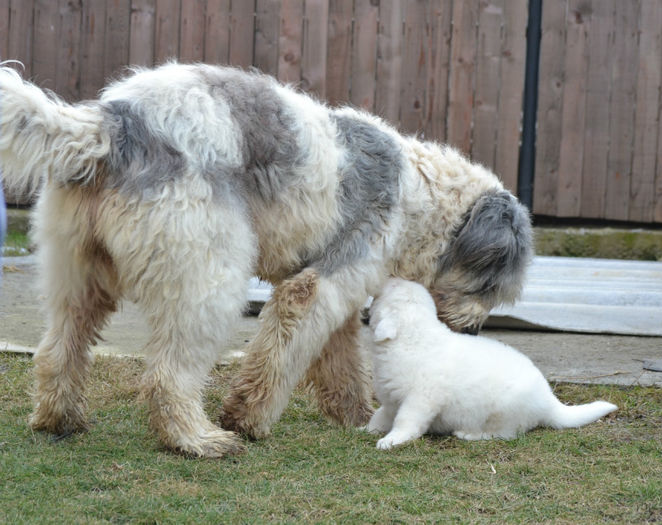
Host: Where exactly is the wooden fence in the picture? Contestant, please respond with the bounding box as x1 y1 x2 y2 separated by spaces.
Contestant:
534 0 662 224
1 0 661 224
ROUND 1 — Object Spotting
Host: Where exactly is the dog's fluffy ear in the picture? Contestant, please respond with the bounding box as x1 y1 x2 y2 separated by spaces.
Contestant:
373 318 397 342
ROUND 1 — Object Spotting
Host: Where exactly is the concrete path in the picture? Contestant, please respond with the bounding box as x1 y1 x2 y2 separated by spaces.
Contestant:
2 256 661 387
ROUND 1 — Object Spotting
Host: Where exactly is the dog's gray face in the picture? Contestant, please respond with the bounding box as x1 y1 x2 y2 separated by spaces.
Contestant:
431 190 533 335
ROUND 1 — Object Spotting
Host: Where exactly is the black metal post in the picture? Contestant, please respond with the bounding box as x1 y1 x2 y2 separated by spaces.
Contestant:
517 0 543 211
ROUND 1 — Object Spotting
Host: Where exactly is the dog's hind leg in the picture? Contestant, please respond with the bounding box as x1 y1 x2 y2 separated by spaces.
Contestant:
303 311 373 427
221 263 382 439
30 188 119 437
140 300 247 458
123 199 256 458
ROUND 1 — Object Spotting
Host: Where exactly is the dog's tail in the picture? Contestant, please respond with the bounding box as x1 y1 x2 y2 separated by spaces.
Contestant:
0 64 110 197
545 399 617 429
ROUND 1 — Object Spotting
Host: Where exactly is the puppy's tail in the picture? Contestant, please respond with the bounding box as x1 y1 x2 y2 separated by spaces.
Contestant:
0 64 110 197
545 399 617 429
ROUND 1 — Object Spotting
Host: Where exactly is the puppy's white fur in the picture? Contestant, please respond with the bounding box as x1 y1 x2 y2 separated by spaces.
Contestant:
367 278 617 449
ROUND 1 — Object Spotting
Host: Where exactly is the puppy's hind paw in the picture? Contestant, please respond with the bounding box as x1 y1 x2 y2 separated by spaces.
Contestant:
454 430 493 441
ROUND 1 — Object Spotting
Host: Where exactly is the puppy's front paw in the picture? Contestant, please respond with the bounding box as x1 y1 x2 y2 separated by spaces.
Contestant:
376 429 420 449
376 436 395 450
376 433 409 450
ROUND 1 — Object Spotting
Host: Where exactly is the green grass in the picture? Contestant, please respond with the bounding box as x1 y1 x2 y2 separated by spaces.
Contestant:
1 353 660 524
2 230 31 256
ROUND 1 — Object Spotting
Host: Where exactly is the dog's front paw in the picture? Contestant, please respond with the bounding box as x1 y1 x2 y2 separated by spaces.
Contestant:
219 400 271 440
30 401 90 437
174 428 246 458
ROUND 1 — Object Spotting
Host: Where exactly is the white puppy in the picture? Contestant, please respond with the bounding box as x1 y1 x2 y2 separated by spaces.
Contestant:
366 278 617 450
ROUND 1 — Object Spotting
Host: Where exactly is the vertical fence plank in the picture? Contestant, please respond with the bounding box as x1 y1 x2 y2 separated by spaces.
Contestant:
447 0 478 155
229 0 255 68
9 0 35 76
32 0 59 89
301 0 328 96
423 0 452 142
605 0 639 221
104 0 131 79
471 0 502 168
326 0 352 105
556 0 590 217
155 0 180 62
130 0 156 66
494 0 527 193
56 0 82 101
204 0 230 65
254 0 280 74
630 0 662 223
278 0 303 84
579 0 612 219
656 111 662 222
80 0 106 98
350 0 378 111
179 0 205 62
0 0 9 60
532 0 565 216
376 0 403 125
399 0 427 134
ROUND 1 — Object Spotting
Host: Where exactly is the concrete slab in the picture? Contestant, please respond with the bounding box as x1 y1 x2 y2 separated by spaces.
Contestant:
489 256 662 336
2 255 661 386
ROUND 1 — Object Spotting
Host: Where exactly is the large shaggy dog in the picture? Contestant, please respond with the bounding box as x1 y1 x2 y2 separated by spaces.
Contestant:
366 278 617 449
0 62 532 457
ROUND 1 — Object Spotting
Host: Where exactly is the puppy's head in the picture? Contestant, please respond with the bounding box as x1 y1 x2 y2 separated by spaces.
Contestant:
370 278 437 342
431 190 532 335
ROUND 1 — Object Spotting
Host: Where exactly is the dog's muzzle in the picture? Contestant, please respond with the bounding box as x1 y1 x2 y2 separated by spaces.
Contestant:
461 325 480 336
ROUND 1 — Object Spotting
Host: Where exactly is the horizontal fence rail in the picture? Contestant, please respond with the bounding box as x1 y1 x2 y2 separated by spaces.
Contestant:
1 0 661 223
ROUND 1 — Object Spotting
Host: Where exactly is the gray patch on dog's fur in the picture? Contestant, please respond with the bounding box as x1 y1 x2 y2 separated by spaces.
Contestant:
102 66 304 201
198 67 304 201
102 100 186 194
439 190 533 299
309 113 402 275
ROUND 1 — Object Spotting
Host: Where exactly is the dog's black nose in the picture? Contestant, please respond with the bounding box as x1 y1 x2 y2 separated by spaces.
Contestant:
461 325 479 336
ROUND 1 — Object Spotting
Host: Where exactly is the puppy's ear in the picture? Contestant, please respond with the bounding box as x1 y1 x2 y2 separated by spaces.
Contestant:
373 318 397 342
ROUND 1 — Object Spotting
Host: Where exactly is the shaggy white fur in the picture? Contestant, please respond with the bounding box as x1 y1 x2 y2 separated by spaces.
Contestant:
0 62 533 456
367 279 618 449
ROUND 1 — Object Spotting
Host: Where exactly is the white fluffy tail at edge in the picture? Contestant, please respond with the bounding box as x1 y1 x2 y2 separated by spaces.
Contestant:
0 65 110 197
547 400 617 429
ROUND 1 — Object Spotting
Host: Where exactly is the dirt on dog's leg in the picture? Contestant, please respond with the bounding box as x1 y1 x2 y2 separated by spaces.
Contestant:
31 266 118 437
141 322 245 457
221 265 381 439
30 190 119 437
304 311 373 427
